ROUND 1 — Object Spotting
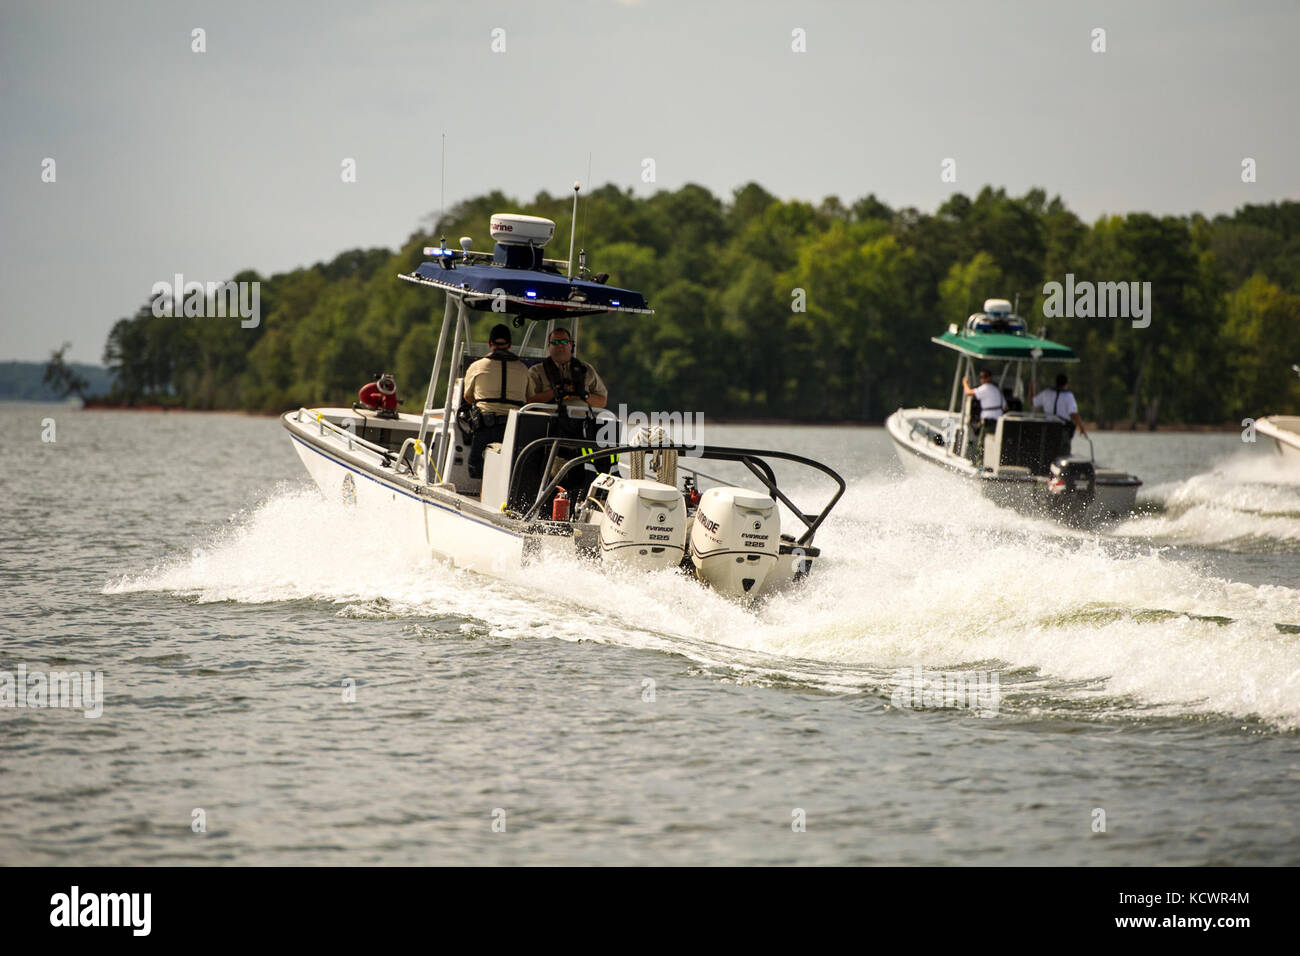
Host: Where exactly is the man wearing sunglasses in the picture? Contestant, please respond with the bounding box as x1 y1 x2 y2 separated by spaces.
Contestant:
525 328 611 500
526 328 608 408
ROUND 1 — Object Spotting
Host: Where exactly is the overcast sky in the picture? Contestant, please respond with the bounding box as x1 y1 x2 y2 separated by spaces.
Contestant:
2 0 1297 363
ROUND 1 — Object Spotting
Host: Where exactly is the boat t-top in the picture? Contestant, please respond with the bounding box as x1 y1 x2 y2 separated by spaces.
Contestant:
885 298 1142 524
282 204 845 598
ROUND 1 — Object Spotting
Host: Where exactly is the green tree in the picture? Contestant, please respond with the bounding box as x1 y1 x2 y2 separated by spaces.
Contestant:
42 343 90 401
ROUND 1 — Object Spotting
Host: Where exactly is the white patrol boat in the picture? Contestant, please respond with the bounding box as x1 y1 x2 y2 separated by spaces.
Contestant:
1255 366 1300 461
1255 416 1300 461
885 298 1142 525
282 206 845 598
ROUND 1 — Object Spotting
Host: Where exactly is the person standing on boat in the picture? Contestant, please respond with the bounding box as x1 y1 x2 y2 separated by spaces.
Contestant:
525 328 608 408
461 323 530 479
962 368 1005 466
526 328 611 499
1032 373 1087 454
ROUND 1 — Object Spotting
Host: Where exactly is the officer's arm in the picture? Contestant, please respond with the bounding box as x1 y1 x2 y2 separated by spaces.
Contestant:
1071 411 1087 436
587 391 607 409
526 373 555 404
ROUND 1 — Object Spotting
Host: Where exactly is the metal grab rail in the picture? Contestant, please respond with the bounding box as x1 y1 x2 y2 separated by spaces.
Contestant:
517 402 620 422
511 438 846 547
297 408 395 462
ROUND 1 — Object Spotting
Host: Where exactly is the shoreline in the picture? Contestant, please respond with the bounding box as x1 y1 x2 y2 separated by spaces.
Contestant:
2 400 1250 432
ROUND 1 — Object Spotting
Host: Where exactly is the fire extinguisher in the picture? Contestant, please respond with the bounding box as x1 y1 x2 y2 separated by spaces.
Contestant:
683 475 701 509
552 486 569 521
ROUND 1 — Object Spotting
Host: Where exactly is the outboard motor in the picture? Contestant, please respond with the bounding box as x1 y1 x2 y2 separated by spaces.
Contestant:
581 473 686 571
1047 456 1096 525
688 487 779 598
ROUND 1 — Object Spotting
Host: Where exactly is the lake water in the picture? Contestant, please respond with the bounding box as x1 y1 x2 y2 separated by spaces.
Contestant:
2 403 1298 864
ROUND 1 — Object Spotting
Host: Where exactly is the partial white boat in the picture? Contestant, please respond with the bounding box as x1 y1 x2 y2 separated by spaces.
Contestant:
886 299 1142 525
1255 415 1300 460
283 209 845 599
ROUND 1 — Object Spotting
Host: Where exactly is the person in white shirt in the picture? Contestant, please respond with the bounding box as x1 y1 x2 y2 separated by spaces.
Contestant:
962 368 1006 466
1032 373 1087 455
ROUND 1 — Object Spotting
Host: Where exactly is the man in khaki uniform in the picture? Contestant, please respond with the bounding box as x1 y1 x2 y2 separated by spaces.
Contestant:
525 327 611 500
462 323 529 479
526 328 608 408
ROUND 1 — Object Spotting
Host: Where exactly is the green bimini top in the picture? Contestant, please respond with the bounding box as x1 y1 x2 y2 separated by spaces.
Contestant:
931 330 1078 362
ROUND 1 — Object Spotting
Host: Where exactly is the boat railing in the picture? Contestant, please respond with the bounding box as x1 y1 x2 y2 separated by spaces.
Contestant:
517 402 621 422
396 437 429 479
510 438 846 547
294 408 395 465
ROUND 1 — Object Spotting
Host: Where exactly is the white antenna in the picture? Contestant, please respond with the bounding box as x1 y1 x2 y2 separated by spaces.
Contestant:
439 133 446 234
567 181 580 279
578 152 593 258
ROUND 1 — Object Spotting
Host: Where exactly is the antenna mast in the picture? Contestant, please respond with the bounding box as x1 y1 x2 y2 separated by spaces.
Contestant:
567 181 581 279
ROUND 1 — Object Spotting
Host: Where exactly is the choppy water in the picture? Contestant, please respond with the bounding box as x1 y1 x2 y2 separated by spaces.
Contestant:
2 404 1299 864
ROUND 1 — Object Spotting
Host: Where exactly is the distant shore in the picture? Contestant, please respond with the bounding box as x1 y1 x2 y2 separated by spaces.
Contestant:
2 400 1248 431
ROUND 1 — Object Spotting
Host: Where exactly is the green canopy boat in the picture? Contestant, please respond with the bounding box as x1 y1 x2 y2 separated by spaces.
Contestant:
931 329 1077 362
885 298 1142 526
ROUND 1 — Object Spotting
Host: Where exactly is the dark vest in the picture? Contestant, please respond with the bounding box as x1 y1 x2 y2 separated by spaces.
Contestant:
484 350 524 406
542 356 589 401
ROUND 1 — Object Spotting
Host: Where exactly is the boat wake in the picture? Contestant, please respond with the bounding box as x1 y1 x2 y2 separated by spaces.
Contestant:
1112 452 1300 553
106 475 1300 731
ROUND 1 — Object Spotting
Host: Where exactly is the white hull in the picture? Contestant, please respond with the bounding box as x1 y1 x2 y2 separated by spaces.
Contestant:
289 429 528 574
1256 416 1300 460
886 408 1141 523
283 408 835 598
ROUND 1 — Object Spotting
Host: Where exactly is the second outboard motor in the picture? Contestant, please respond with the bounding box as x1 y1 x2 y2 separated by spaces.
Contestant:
1047 456 1096 525
688 487 779 598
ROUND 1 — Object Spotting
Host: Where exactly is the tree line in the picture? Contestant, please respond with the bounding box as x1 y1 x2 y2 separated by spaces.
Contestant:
93 184 1300 426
